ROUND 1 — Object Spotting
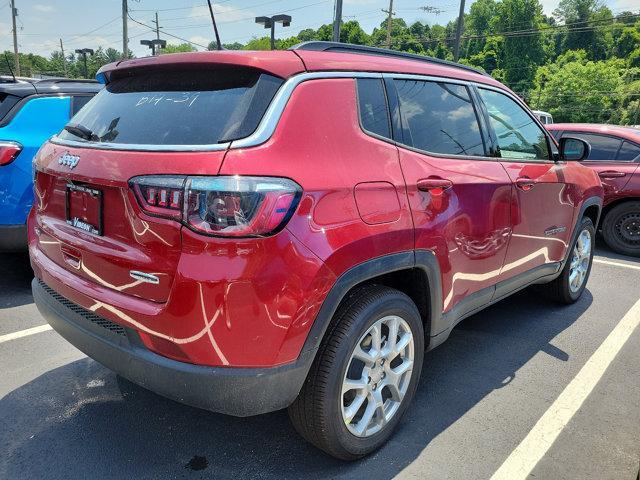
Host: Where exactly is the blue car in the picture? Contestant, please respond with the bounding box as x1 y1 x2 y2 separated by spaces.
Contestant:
0 78 101 250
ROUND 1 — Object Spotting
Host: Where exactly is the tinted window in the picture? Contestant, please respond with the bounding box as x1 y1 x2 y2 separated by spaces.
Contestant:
562 133 621 161
0 93 20 123
357 78 391 139
395 80 485 156
617 141 640 161
58 67 283 146
479 89 550 160
71 95 93 116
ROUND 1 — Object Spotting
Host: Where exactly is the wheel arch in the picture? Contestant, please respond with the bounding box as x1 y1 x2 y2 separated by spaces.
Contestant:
300 250 442 357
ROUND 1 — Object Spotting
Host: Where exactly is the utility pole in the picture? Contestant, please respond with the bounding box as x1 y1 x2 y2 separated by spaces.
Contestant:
153 12 160 40
332 0 343 42
453 0 466 62
11 0 20 76
59 38 67 77
122 0 128 59
382 0 394 49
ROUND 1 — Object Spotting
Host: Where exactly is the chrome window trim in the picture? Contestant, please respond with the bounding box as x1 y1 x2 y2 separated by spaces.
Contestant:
49 71 381 153
231 71 382 149
49 137 232 152
49 70 512 153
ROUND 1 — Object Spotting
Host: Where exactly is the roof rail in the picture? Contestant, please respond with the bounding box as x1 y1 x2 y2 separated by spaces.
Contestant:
34 78 99 84
290 41 488 77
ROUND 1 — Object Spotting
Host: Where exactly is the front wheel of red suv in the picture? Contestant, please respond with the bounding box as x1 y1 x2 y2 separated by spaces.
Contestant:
543 217 595 304
288 285 424 460
602 201 640 257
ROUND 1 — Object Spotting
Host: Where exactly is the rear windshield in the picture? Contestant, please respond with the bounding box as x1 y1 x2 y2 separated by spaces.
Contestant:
57 67 283 146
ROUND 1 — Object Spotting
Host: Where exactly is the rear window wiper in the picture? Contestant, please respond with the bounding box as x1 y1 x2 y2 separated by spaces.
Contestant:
64 123 95 141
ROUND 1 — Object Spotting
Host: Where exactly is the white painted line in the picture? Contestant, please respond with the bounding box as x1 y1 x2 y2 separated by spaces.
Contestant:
0 324 53 344
593 258 640 271
491 297 640 480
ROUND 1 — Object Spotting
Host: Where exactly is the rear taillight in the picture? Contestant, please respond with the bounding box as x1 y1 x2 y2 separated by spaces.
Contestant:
131 176 185 220
130 175 301 237
0 141 22 166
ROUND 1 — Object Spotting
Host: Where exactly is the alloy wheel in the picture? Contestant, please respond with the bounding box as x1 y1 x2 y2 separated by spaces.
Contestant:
341 315 414 437
569 229 592 293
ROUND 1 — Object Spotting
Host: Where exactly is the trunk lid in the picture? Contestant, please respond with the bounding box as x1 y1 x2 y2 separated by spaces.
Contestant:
33 142 227 302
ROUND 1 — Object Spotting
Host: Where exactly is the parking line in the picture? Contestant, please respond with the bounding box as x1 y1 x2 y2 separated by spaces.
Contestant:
0 324 52 344
491 297 640 480
593 258 640 271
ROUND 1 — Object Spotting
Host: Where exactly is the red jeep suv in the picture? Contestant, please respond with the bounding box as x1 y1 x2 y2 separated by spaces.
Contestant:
547 123 640 257
29 42 603 460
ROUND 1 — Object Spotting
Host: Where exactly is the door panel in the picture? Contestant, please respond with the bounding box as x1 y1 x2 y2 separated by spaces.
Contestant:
390 78 512 315
399 151 512 313
498 161 573 278
559 132 640 200
476 87 573 279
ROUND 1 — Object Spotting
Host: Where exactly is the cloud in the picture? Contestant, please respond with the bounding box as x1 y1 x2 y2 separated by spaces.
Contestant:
189 3 254 23
33 4 55 13
0 22 9 36
189 35 212 49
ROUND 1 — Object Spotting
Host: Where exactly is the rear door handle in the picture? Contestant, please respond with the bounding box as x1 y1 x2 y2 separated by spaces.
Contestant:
417 178 453 193
515 177 536 191
598 170 626 179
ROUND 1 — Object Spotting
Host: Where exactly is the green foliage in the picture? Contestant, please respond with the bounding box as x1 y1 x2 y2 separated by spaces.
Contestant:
531 55 627 123
161 43 197 54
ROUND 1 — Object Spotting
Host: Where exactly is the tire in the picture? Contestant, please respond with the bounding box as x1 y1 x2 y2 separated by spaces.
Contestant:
288 284 424 460
602 201 640 257
544 217 595 304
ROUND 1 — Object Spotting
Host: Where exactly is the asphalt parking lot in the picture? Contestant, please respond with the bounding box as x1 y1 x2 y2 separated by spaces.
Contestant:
1 244 639 480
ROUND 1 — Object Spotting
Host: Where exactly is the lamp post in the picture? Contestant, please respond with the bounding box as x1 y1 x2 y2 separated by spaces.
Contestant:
255 14 291 50
74 48 94 78
140 39 167 56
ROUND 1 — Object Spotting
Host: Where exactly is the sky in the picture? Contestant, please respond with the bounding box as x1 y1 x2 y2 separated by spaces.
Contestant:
0 0 638 59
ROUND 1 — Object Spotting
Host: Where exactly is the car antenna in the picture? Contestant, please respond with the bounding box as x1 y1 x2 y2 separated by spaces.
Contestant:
206 0 223 50
4 52 16 82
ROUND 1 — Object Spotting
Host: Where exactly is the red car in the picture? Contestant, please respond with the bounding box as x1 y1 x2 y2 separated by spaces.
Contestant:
547 123 640 257
29 42 603 460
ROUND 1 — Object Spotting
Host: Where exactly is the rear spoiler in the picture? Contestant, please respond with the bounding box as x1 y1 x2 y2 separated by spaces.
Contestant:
96 51 305 85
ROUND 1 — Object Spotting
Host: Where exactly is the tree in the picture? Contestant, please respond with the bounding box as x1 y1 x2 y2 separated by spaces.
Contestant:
162 43 197 54
615 27 640 58
553 0 612 60
494 0 546 92
531 52 625 123
467 0 498 55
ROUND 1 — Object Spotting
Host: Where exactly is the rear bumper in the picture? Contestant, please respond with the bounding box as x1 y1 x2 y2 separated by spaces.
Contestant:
0 224 27 251
32 278 314 417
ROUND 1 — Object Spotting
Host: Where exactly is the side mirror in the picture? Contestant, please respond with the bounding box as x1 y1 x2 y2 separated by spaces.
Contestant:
559 136 590 161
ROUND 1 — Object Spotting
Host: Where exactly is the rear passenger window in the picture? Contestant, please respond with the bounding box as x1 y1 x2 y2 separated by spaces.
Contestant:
617 141 640 161
394 80 485 156
562 133 621 161
71 95 93 116
356 78 391 139
478 89 550 160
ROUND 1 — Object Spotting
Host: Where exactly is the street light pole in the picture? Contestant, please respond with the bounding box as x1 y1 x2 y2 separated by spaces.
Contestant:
140 39 166 56
255 15 292 50
74 48 94 78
